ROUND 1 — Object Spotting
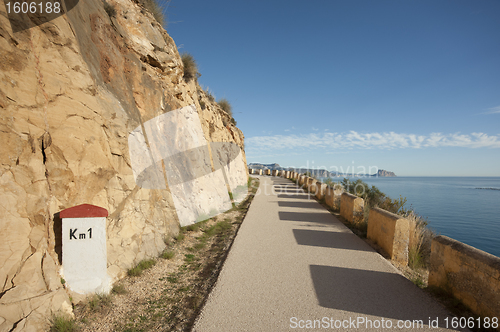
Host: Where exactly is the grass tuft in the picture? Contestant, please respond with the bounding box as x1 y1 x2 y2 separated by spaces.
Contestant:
128 259 156 277
49 314 78 332
87 293 113 312
193 242 205 250
411 276 426 288
186 223 200 232
407 212 433 269
175 232 185 242
161 250 175 259
184 254 195 263
112 284 127 295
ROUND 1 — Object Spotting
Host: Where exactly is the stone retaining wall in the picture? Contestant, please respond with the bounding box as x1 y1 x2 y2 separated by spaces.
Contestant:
429 236 500 323
315 181 327 200
324 186 342 210
339 192 364 222
367 207 409 265
281 172 500 323
306 177 316 194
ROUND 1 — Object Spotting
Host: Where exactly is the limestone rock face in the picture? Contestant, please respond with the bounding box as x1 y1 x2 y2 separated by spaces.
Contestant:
0 0 246 330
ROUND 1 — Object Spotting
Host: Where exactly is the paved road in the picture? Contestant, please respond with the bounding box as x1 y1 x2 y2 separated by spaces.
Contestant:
193 176 464 331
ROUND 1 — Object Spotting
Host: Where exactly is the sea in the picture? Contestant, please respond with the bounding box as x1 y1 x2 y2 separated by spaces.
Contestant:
319 176 500 258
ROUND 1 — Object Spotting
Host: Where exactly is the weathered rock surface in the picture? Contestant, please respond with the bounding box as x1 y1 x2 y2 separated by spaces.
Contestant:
0 0 246 330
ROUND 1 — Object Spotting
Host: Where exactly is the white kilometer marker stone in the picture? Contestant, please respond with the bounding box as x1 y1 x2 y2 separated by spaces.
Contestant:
60 204 111 294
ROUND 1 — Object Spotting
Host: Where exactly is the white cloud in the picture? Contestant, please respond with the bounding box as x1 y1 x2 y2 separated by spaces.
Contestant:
482 106 500 114
246 131 500 151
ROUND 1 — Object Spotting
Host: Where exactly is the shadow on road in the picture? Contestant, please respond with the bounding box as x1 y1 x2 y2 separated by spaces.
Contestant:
293 229 372 251
277 201 324 209
309 265 456 329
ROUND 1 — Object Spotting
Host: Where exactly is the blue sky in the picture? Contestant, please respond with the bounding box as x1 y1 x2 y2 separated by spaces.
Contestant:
165 0 500 176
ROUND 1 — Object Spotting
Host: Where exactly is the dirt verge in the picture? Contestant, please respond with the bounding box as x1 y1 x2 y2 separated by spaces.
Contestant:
71 177 260 332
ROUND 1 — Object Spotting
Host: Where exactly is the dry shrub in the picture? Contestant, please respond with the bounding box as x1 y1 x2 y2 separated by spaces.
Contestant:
217 98 232 117
135 0 165 26
181 53 199 82
351 214 368 237
407 212 434 269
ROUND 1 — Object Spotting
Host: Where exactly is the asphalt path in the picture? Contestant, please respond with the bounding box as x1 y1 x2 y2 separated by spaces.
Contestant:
193 176 465 331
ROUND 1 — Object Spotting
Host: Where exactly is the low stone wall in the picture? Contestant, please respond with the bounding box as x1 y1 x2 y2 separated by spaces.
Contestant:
306 177 316 194
429 236 500 321
325 186 342 210
315 181 327 200
339 192 364 222
324 186 334 207
286 171 500 322
367 207 409 265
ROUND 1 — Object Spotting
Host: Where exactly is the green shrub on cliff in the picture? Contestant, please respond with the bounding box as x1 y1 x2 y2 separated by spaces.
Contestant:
340 178 408 215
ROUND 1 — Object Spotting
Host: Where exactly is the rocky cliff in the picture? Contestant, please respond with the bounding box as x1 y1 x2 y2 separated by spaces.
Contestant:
0 0 247 330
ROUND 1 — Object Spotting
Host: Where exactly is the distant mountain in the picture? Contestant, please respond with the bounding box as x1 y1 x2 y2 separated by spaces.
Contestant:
248 163 281 170
248 163 396 177
375 169 396 177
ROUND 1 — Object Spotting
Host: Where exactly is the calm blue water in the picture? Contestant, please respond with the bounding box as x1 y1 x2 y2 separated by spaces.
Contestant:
321 177 500 258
